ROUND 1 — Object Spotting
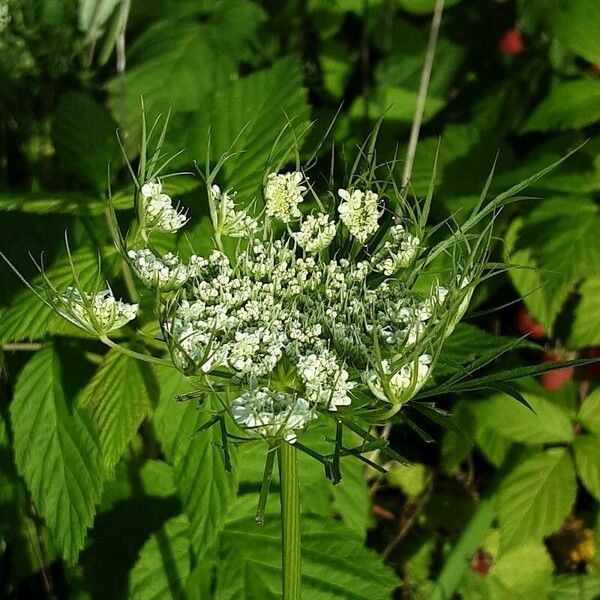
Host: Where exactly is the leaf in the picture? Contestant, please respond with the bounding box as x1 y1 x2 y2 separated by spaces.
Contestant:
52 91 122 191
79 0 121 43
0 246 119 343
485 543 553 600
10 347 104 562
152 367 237 558
80 348 158 473
550 574 600 600
108 3 265 145
523 80 600 132
569 277 600 348
175 57 310 204
573 435 600 501
216 508 398 599
128 515 191 600
0 191 103 215
498 448 576 551
577 388 600 435
539 0 600 65
464 387 574 446
517 197 600 285
396 0 463 15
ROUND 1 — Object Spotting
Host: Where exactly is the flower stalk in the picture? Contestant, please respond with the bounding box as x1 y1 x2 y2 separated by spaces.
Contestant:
278 442 301 600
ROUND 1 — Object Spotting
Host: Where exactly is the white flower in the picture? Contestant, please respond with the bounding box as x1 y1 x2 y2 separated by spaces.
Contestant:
292 213 337 253
338 188 380 244
367 354 432 403
372 225 420 276
232 388 314 443
297 349 356 411
127 249 190 291
264 172 306 223
57 287 137 334
211 185 258 238
140 179 187 233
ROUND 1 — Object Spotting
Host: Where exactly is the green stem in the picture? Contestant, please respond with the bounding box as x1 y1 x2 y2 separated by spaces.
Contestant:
278 442 301 600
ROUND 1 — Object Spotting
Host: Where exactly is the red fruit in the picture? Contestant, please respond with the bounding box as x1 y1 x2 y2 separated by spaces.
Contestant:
499 29 525 55
581 347 600 380
470 549 492 577
541 351 574 391
591 64 600 76
516 307 546 340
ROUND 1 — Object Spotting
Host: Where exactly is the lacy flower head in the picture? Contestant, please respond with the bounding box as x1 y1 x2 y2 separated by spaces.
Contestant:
120 160 482 449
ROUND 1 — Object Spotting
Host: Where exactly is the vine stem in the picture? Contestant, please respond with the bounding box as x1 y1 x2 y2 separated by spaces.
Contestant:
278 442 301 600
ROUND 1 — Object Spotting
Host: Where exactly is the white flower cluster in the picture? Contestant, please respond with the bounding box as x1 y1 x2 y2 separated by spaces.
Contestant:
232 388 314 443
371 225 420 276
57 287 137 334
140 180 187 233
264 171 306 222
117 169 473 444
127 249 192 292
292 213 336 253
211 185 258 238
338 188 380 244
297 348 355 410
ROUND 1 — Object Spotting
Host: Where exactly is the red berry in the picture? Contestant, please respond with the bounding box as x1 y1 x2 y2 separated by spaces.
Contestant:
541 352 574 391
499 29 525 55
581 347 600 380
470 549 492 577
591 64 600 76
516 307 546 340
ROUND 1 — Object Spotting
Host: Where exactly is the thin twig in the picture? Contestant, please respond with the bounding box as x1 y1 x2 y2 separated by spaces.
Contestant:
2 343 43 351
382 481 435 562
401 0 445 188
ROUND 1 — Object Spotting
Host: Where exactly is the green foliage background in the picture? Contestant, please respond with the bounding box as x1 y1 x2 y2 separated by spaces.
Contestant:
1 0 600 598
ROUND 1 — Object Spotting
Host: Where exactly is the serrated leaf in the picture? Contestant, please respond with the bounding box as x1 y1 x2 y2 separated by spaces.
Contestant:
570 277 600 348
573 435 600 501
175 57 310 205
550 574 600 600
152 367 237 558
466 387 574 446
10 347 103 563
498 448 576 551
80 348 158 473
52 91 122 191
217 508 397 600
517 197 600 285
0 246 119 343
128 514 191 600
523 80 600 133
578 388 600 435
108 3 264 146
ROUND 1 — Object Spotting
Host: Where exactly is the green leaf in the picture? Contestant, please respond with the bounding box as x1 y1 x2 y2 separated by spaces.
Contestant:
540 0 600 65
52 91 122 191
79 0 121 44
0 191 103 215
550 574 600 600
128 515 191 600
217 508 398 599
465 387 574 446
152 367 237 558
396 0 463 15
523 80 600 132
577 388 600 435
0 246 119 343
498 448 576 551
570 277 600 348
80 348 158 473
108 4 265 145
573 435 600 501
517 197 600 284
10 347 104 562
175 57 310 204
